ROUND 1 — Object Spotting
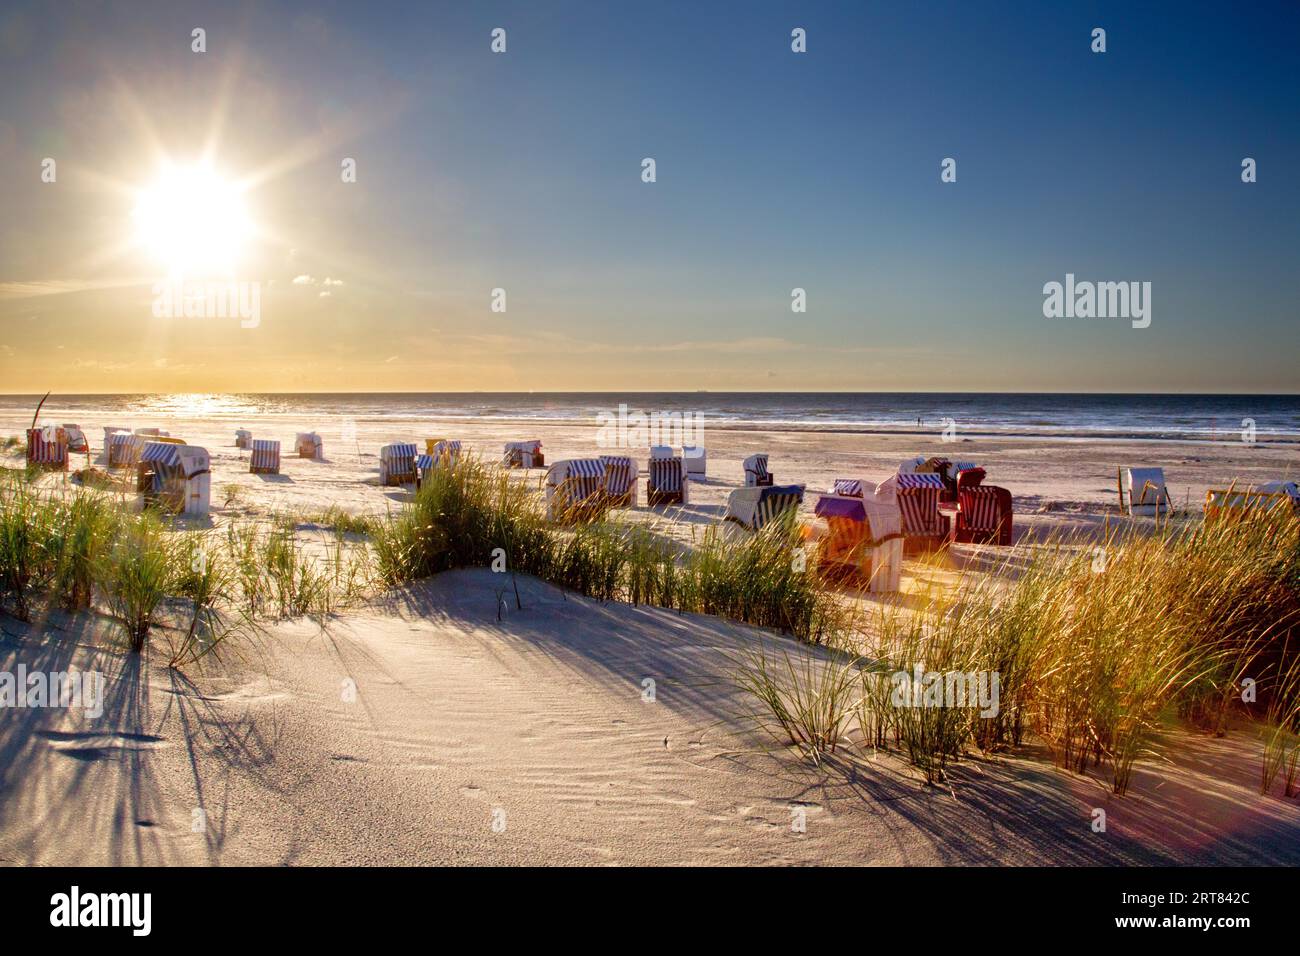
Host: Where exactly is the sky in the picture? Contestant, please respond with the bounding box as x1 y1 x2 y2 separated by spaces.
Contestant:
0 0 1297 394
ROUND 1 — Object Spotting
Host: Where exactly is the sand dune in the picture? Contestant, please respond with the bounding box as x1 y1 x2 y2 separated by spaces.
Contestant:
3 569 1298 866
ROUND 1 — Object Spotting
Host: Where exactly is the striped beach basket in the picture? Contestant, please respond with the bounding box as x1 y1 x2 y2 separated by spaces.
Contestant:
108 432 145 469
139 442 211 515
250 439 281 475
546 459 608 521
431 440 461 468
647 456 688 506
896 472 950 550
379 442 418 485
955 485 1013 545
599 455 638 507
753 486 804 531
295 432 323 459
26 427 68 471
832 478 865 497
744 454 773 488
414 454 434 490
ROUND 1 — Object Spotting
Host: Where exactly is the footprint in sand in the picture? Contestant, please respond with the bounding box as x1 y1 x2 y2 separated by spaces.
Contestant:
205 679 291 705
39 730 169 761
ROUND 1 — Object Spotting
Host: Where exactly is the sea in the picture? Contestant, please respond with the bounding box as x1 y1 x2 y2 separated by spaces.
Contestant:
1 393 1298 443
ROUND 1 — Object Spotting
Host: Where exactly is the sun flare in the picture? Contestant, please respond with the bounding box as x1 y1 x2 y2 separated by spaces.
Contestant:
132 163 252 277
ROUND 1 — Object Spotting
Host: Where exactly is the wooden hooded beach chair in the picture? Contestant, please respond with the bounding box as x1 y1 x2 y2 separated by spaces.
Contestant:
108 432 145 469
725 485 804 532
1122 466 1172 516
414 454 434 490
682 445 707 481
379 442 417 485
250 439 282 475
895 472 951 552
743 453 773 487
545 459 609 521
599 455 638 508
647 456 689 506
431 440 461 468
61 424 89 454
25 427 68 471
296 432 323 459
503 440 543 469
955 485 1013 545
814 491 903 591
138 442 211 515
1204 482 1300 523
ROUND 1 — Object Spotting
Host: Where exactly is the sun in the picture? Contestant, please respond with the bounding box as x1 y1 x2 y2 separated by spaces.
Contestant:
133 162 252 277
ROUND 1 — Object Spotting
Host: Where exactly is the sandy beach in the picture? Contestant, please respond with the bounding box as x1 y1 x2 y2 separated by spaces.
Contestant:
5 569 1300 867
3 405 1299 866
4 403 1297 540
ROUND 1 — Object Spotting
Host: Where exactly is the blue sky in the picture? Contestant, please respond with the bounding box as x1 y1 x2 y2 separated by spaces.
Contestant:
0 0 1296 392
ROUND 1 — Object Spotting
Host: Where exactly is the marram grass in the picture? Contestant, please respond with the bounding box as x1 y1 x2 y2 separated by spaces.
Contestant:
734 504 1300 793
372 455 842 643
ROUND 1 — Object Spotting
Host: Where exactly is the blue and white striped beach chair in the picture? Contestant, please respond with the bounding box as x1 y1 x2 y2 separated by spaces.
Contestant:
647 456 688 506
726 485 804 532
743 453 773 487
432 440 462 468
250 439 281 474
108 431 146 469
599 455 638 507
546 459 608 521
379 442 418 486
414 454 435 490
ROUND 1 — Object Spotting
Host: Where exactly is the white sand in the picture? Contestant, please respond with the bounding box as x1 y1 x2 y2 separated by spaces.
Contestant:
4 570 1298 866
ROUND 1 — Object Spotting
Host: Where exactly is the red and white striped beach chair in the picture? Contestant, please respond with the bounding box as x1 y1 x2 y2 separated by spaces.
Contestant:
25 427 68 471
647 456 689 506
743 453 774 487
379 442 417 485
956 485 1013 545
896 473 950 552
250 439 282 475
600 455 638 508
943 460 978 502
